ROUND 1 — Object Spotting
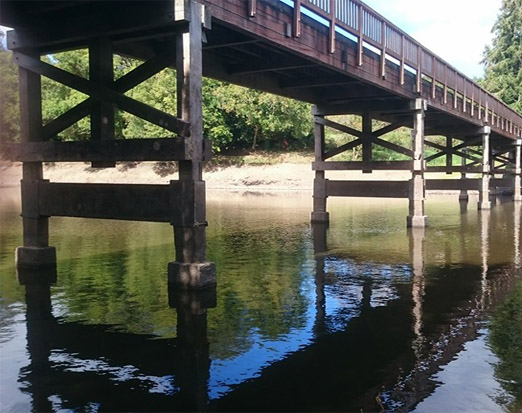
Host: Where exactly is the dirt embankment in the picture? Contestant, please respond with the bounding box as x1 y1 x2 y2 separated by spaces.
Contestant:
0 160 413 192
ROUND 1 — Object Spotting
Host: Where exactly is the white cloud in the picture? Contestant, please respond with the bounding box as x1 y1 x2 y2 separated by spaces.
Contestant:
363 0 502 78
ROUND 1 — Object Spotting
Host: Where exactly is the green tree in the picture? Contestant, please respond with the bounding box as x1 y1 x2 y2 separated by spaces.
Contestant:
0 30 20 144
481 0 522 114
214 84 312 150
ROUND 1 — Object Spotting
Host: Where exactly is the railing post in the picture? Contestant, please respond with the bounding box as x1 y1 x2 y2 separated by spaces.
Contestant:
357 2 363 66
416 46 422 94
329 0 336 53
248 0 256 17
380 21 386 78
478 126 492 210
293 0 301 37
407 99 428 228
399 34 405 85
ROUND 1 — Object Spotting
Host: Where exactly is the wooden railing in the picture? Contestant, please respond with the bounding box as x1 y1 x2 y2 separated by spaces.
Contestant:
269 0 522 139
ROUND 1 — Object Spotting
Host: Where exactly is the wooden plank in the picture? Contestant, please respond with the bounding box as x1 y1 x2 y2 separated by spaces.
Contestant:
373 121 405 137
3 138 213 162
42 100 93 141
38 181 203 226
371 136 413 157
326 180 410 197
425 179 479 191
315 117 364 138
323 138 362 160
313 160 412 170
425 166 482 173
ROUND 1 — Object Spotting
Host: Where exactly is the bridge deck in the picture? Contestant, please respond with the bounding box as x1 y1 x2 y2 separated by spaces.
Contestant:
2 0 521 144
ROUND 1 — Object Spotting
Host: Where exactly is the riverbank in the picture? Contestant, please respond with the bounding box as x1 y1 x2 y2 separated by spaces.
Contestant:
0 158 415 192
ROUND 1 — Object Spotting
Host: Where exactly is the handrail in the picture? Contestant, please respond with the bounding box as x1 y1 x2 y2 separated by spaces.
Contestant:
275 0 522 139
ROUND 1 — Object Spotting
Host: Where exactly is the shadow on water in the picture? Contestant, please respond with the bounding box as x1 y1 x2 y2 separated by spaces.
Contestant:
1 194 521 412
17 265 216 412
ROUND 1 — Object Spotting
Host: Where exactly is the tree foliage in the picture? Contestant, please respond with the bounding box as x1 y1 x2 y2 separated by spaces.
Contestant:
481 0 522 114
0 31 19 144
0 40 313 150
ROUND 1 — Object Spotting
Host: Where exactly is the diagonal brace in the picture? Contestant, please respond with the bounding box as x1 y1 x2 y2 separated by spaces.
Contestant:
15 51 190 137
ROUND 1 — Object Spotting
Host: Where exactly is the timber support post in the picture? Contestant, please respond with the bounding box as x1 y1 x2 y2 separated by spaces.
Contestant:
16 49 56 270
407 98 428 228
10 0 215 289
311 109 329 224
514 139 522 202
459 147 469 201
478 126 492 210
168 0 216 290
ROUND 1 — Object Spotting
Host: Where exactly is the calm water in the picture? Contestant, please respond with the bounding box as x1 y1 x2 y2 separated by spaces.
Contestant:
1 188 521 412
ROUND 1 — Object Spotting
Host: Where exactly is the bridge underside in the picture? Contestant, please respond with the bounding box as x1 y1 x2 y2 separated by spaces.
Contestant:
1 0 521 284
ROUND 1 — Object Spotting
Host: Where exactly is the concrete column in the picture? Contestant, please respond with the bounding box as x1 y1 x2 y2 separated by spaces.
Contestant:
459 147 469 201
407 99 428 228
16 50 56 269
311 113 329 223
478 126 492 210
514 139 521 202
169 1 215 290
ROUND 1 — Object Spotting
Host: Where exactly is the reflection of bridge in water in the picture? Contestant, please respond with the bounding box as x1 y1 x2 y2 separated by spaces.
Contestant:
17 202 521 411
1 0 522 285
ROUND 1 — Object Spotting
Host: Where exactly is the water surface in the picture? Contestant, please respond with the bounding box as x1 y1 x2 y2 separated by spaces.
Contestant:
1 189 521 412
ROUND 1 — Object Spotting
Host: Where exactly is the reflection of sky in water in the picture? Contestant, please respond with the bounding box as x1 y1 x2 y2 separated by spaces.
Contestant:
208 255 412 398
413 329 509 413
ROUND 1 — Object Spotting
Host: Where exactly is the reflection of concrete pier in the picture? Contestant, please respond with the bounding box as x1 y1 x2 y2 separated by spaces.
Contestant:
409 228 426 360
18 268 216 411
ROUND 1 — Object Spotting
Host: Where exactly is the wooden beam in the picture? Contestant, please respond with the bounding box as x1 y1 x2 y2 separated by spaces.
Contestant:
41 50 177 140
280 76 359 89
315 117 365 139
37 181 204 226
425 166 482 173
370 136 413 157
313 160 412 170
6 1 184 52
326 180 410 198
228 61 316 75
14 52 190 137
42 100 94 141
3 138 213 163
426 179 479 191
323 139 362 160
373 121 405 137
313 99 412 115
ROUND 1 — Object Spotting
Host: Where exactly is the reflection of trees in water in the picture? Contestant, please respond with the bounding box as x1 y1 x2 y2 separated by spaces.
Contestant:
22 217 312 361
489 278 522 412
207 225 311 360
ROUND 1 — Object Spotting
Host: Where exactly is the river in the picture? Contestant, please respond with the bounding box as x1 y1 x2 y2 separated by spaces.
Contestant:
1 188 521 412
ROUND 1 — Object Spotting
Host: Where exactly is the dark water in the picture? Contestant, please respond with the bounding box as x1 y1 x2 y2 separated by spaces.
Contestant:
1 189 521 412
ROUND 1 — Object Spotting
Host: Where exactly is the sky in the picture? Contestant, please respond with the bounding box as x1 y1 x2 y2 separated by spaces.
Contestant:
362 0 502 79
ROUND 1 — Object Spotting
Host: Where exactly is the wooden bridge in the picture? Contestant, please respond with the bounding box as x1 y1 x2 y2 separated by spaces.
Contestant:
2 0 522 288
